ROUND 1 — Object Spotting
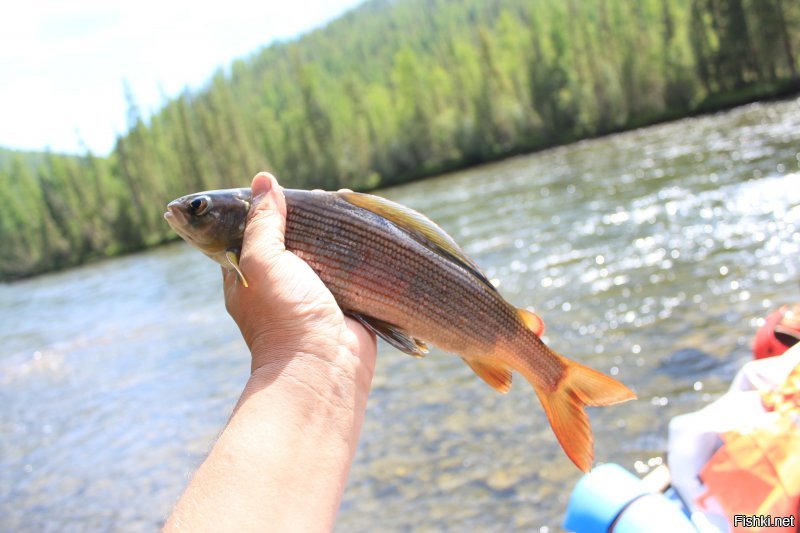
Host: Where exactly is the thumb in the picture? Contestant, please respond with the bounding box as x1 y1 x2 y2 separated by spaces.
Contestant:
240 172 287 271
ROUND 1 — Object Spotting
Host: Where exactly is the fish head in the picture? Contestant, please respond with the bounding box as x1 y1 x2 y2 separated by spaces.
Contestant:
164 187 251 266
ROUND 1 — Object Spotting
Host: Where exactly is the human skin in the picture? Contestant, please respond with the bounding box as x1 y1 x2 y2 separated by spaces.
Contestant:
163 173 377 532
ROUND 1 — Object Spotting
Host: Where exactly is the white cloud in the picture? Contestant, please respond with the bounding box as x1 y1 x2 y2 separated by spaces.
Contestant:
0 0 364 154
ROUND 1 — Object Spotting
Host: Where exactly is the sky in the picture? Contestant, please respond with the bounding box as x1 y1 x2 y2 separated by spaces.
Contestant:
0 0 365 156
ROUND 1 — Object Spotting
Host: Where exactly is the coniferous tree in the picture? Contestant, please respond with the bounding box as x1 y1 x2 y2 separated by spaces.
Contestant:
3 0 800 279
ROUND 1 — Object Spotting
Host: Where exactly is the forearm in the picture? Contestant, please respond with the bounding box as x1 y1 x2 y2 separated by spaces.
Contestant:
164 339 374 532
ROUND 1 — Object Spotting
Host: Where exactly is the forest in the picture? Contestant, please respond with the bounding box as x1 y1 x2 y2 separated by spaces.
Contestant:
1 0 799 279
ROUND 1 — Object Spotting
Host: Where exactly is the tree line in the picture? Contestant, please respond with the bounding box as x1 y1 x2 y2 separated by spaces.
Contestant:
1 0 799 279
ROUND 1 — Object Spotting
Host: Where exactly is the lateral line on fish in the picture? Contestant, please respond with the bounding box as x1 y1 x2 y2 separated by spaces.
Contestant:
290 222 492 294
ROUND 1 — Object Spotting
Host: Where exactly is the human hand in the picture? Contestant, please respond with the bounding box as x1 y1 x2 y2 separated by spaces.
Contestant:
223 172 377 390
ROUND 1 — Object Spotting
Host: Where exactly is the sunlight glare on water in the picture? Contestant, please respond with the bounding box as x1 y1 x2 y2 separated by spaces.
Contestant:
1 98 800 531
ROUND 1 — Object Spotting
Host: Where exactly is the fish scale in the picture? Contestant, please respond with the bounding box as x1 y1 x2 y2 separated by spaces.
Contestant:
165 185 636 471
287 193 503 356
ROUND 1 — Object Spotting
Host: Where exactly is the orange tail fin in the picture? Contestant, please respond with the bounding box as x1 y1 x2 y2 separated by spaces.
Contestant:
528 354 636 472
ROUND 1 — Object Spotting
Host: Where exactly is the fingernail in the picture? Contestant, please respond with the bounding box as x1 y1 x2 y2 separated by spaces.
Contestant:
251 173 272 206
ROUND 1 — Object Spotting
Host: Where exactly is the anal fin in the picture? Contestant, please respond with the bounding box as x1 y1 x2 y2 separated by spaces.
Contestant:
462 358 512 393
351 314 429 357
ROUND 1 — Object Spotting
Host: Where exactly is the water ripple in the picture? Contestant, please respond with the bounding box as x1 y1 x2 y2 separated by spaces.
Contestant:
2 97 800 531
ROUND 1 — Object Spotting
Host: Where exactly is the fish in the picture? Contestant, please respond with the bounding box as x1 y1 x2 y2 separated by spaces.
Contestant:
164 186 636 471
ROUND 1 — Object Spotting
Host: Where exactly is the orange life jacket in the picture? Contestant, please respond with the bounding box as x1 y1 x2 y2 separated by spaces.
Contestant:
698 363 800 531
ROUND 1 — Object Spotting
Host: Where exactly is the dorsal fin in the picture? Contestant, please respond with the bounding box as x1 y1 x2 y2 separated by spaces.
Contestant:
337 191 497 293
350 314 429 358
462 358 513 393
517 308 545 336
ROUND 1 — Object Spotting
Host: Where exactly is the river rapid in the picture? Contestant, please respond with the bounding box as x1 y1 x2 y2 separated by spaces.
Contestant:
2 98 799 531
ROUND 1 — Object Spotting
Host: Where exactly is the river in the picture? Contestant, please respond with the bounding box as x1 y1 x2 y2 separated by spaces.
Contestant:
2 98 799 531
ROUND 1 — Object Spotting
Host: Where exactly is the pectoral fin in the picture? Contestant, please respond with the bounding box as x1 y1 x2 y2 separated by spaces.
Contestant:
225 249 249 287
351 314 429 357
462 358 513 393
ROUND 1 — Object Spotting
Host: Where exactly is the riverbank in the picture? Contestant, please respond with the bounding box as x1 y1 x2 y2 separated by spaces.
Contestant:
3 86 799 283
382 80 800 187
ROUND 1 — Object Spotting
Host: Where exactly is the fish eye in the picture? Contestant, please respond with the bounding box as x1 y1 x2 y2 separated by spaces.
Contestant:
189 196 211 216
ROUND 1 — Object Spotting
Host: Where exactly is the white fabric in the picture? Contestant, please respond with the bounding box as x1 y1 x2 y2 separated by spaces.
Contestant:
666 344 800 532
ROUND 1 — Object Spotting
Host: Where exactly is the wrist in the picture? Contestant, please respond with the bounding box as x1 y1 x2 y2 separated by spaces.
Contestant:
249 344 373 392
242 336 374 412
247 317 376 389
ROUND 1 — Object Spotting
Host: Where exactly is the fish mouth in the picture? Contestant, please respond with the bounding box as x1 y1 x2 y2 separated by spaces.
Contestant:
164 201 186 227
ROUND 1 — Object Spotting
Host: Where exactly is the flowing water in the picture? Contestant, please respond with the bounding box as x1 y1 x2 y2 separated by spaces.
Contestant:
2 98 800 531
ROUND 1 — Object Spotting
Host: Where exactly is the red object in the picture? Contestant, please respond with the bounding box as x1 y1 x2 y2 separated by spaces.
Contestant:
753 307 793 360
698 363 800 532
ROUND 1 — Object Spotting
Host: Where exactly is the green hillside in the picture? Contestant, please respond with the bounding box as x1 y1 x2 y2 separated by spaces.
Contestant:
1 0 799 279
0 147 54 171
